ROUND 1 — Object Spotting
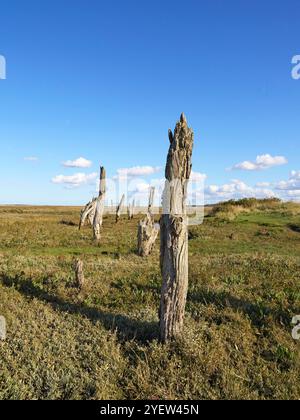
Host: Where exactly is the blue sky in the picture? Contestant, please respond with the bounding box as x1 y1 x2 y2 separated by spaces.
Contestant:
0 0 299 205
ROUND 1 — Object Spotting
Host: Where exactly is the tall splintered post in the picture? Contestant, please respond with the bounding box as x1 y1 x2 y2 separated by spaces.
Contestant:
159 113 194 342
93 166 106 241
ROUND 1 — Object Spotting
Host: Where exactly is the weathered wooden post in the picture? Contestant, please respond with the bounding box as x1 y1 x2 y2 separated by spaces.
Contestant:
116 194 125 223
137 188 159 256
88 206 96 226
159 113 194 342
127 200 135 220
127 204 131 220
74 259 85 289
79 198 97 230
93 167 106 241
0 316 6 341
137 214 159 256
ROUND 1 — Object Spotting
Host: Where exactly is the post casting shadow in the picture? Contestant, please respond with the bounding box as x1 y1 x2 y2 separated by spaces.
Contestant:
0 274 159 345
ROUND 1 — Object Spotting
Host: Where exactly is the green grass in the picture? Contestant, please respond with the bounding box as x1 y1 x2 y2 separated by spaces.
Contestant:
0 205 299 400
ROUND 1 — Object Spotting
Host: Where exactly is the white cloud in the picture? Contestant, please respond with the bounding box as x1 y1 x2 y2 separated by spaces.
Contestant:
281 189 300 202
126 178 165 206
63 157 92 168
117 166 161 178
256 182 271 188
190 171 207 182
276 170 300 191
231 154 288 171
109 169 300 204
201 172 300 204
204 179 277 203
52 172 98 188
287 190 300 197
130 179 164 195
132 182 152 194
24 156 38 162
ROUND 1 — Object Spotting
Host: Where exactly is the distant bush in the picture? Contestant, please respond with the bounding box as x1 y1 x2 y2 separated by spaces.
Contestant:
281 202 300 216
211 205 247 221
224 197 281 209
211 197 284 221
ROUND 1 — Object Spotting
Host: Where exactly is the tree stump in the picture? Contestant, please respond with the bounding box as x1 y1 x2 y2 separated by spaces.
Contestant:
137 213 159 257
159 113 194 343
93 167 106 241
137 187 158 256
75 259 85 289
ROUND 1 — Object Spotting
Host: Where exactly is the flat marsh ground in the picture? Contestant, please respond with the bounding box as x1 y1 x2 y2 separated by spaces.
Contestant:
0 203 299 400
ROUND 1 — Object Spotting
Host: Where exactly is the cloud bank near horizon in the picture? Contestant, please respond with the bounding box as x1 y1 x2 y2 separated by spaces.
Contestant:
50 157 300 204
231 154 288 171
